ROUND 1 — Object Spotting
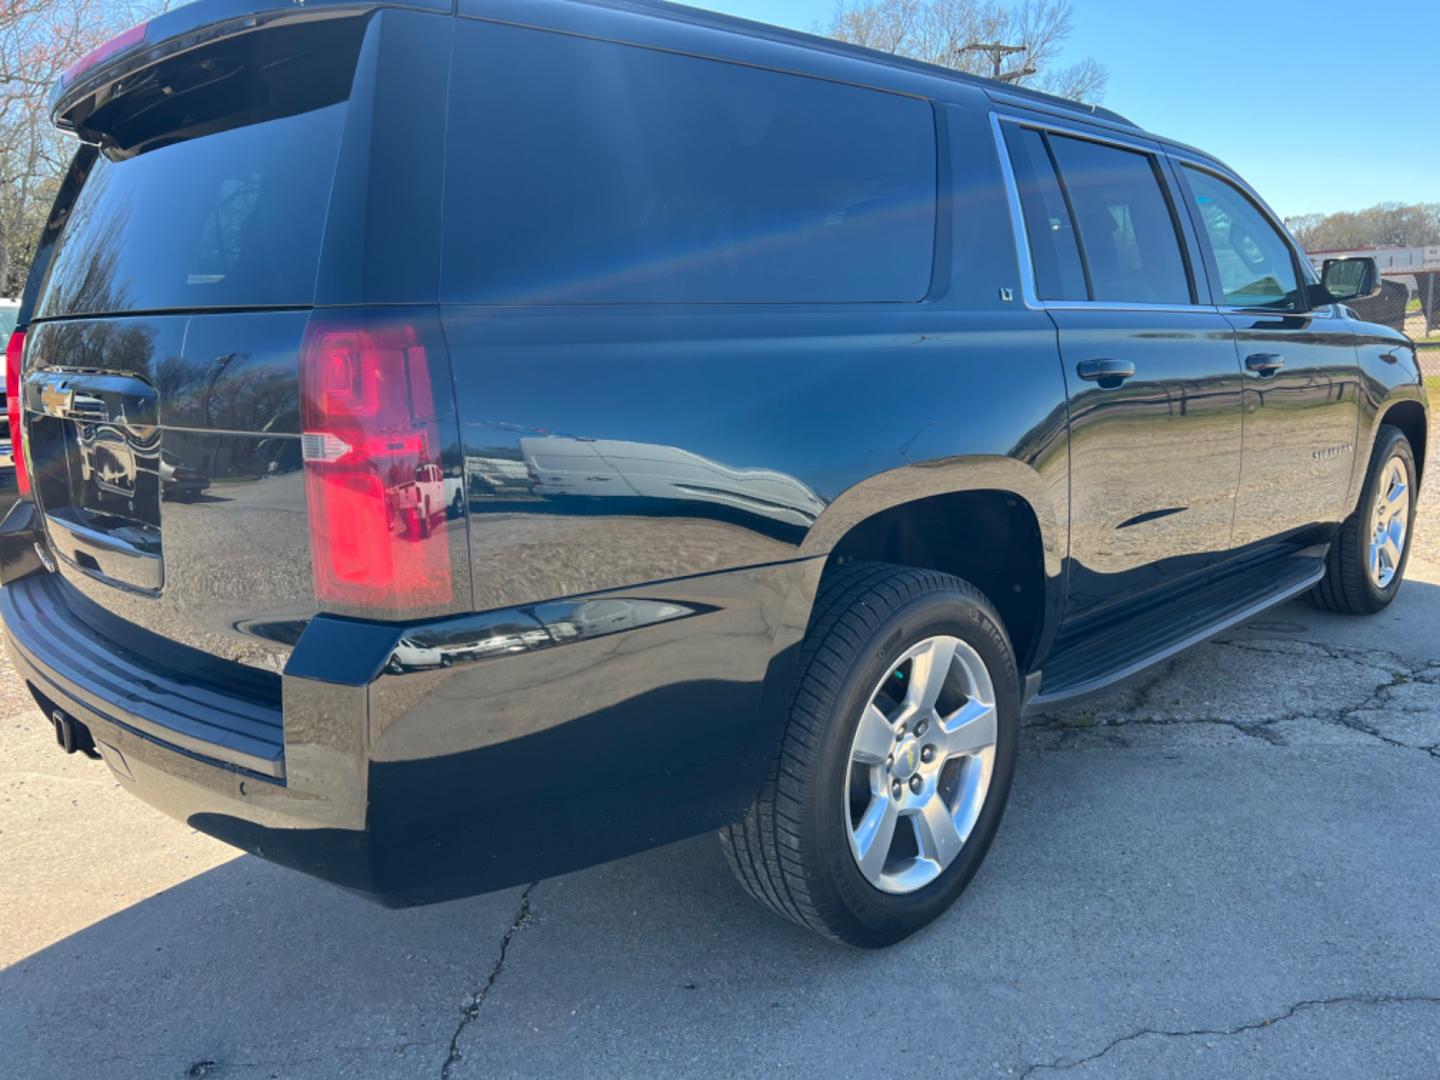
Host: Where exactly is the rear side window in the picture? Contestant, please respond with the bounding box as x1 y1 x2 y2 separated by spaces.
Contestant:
1181 166 1301 311
1003 126 1087 301
1046 135 1193 306
442 23 937 304
38 105 344 318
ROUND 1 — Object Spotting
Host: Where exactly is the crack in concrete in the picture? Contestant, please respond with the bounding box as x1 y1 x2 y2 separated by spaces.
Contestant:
1028 635 1440 762
1018 993 1440 1078
440 883 536 1080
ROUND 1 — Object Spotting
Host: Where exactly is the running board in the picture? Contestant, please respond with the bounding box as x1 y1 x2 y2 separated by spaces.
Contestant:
1025 553 1326 713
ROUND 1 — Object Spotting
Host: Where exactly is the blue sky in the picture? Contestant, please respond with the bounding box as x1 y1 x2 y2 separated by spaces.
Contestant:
690 0 1440 219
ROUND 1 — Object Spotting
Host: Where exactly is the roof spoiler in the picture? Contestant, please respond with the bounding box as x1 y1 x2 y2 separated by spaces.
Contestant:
50 0 447 141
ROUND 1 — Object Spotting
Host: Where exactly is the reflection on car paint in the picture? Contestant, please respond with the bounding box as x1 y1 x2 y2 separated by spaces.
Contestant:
381 595 714 674
519 436 826 526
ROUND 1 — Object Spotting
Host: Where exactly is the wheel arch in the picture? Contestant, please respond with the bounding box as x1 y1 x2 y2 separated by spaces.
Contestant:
1378 398 1427 489
794 458 1065 674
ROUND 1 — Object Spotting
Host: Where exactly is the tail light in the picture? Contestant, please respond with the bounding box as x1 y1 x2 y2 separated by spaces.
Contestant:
301 318 453 617
6 330 30 497
61 22 147 87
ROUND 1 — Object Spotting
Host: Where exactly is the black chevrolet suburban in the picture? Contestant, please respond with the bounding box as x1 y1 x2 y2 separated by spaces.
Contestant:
2 0 1424 947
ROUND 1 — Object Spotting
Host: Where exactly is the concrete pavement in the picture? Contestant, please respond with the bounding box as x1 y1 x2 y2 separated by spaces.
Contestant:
3 499 1440 1077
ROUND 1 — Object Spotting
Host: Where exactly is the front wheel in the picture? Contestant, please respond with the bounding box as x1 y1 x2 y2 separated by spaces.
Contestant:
721 562 1019 947
1309 424 1417 615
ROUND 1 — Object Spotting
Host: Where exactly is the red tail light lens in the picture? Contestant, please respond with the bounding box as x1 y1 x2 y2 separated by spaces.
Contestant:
6 331 30 497
61 22 147 87
301 319 452 616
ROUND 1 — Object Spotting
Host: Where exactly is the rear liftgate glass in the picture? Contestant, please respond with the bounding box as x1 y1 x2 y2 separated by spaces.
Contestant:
25 14 371 598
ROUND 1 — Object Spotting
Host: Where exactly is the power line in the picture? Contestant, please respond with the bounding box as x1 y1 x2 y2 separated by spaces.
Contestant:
957 41 1036 83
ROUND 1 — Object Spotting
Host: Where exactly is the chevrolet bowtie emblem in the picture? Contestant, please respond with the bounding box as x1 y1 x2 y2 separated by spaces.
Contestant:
39 380 74 418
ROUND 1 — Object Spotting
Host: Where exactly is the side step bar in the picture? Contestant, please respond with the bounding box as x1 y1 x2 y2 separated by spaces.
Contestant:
1026 552 1326 713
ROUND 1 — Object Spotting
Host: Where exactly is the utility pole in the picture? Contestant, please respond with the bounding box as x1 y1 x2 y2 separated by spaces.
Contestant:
958 41 1036 83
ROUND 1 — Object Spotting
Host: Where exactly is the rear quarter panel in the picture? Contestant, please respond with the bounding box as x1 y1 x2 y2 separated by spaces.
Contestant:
444 306 1068 611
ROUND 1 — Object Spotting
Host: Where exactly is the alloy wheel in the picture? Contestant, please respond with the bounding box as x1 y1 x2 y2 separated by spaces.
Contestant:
1369 455 1410 589
844 635 998 895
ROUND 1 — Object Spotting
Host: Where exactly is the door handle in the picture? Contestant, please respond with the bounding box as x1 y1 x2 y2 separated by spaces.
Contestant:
1076 358 1136 388
1245 352 1285 376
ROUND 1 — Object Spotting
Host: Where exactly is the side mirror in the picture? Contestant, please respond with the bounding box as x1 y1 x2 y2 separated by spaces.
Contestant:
1319 256 1381 303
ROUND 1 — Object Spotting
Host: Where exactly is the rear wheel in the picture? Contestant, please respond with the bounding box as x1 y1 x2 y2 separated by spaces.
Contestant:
721 562 1019 947
1309 424 1417 615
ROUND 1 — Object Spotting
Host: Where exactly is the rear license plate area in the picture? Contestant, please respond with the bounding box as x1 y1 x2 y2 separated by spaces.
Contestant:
26 371 163 592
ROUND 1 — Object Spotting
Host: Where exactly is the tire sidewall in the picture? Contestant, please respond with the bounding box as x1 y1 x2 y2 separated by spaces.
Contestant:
803 587 1020 946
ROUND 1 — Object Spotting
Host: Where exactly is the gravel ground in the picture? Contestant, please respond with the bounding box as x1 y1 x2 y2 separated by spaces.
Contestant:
2 455 1440 1078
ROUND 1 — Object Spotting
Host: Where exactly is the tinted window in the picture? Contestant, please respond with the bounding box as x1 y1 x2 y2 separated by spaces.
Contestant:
1003 126 1087 301
1047 135 1192 305
38 104 346 317
1182 167 1301 310
443 23 937 304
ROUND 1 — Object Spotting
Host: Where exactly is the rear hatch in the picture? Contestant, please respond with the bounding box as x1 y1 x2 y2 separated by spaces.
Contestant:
19 1 464 671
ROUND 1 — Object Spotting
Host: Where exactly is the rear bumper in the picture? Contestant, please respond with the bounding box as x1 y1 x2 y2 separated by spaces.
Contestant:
1 516 819 904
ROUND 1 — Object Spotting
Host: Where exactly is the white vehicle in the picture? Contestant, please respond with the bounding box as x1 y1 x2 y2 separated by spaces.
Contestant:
389 462 447 538
386 636 449 673
443 472 465 517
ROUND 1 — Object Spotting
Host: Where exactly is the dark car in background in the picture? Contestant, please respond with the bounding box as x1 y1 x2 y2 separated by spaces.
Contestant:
0 0 1424 946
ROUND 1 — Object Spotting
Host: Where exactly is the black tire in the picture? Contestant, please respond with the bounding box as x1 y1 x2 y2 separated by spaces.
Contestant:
720 562 1020 947
1309 424 1417 615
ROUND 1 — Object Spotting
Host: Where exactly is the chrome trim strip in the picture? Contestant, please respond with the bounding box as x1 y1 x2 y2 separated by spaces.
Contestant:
1046 300 1221 315
988 112 1222 318
991 110 1331 321
997 112 1163 155
1220 305 1335 320
989 111 1044 312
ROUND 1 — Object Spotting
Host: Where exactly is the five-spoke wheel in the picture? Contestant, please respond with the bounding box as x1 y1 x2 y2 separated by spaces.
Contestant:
1311 424 1417 615
722 562 1018 947
1368 454 1410 589
845 635 998 894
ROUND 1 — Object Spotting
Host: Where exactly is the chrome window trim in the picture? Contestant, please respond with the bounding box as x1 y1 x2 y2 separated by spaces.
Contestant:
1220 305 1335 320
1046 300 1221 315
989 111 1044 311
988 112 1221 316
1000 112 1164 156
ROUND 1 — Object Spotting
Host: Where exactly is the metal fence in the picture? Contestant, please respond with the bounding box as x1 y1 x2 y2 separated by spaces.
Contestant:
1306 245 1440 344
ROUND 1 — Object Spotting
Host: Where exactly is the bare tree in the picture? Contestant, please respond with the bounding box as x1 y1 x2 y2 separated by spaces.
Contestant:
0 0 166 296
827 0 1108 103
1286 203 1440 251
